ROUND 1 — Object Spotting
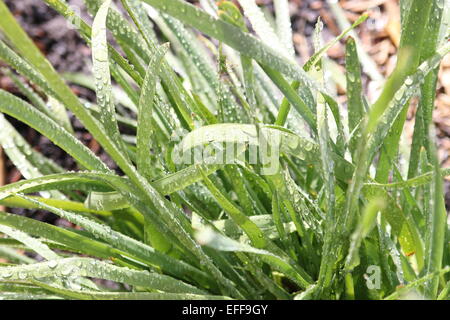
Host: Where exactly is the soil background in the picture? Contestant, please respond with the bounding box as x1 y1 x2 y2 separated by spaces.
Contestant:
0 0 449 214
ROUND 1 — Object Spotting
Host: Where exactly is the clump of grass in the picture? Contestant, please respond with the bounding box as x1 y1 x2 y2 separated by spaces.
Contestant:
0 0 448 300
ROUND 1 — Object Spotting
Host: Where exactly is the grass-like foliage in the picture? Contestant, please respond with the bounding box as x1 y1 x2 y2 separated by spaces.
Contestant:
0 0 449 300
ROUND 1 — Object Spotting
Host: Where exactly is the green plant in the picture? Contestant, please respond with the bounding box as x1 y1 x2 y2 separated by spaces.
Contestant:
0 0 449 300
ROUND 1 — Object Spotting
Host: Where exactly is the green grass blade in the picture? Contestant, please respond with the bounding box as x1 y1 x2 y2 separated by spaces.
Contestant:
376 0 440 183
0 4 201 282
0 115 65 200
0 195 111 217
33 279 231 300
312 37 338 296
274 14 367 128
137 44 168 178
0 246 35 264
2 68 48 116
273 0 294 57
0 115 63 177
408 0 445 178
0 225 59 261
0 90 109 172
363 187 423 261
63 72 137 112
274 80 299 126
424 127 447 298
44 0 143 86
16 194 211 285
345 37 364 159
178 123 355 183
159 14 219 98
92 0 129 157
344 41 450 252
85 0 196 130
0 257 207 294
0 164 224 206
120 0 158 46
367 42 450 163
196 225 311 289
384 267 450 300
0 1 72 131
199 169 267 249
202 214 297 241
237 0 287 56
0 211 124 260
0 1 145 187
260 65 317 132
326 0 383 82
304 13 368 72
0 173 113 200
0 41 71 125
140 0 319 90
364 168 450 190
344 198 385 271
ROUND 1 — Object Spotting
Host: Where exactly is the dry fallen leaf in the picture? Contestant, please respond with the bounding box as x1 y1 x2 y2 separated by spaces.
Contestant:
384 0 401 47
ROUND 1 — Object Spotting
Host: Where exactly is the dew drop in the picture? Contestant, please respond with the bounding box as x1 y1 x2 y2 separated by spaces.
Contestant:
347 73 356 83
1 270 12 279
48 260 58 269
